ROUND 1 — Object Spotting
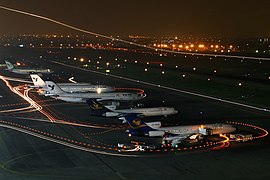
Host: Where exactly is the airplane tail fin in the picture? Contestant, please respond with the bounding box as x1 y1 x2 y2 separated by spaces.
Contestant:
120 114 154 131
44 80 65 94
5 60 14 70
30 74 46 87
86 99 112 116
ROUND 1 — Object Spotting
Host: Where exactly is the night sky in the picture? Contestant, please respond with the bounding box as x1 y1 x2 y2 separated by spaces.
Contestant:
0 0 269 38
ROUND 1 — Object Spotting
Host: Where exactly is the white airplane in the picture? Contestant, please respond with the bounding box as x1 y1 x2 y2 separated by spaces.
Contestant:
4 60 53 74
87 99 178 119
30 74 115 93
120 114 236 138
44 81 146 103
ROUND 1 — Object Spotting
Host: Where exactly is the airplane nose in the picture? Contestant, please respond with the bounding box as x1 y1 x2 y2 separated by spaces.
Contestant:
226 125 236 133
231 127 236 132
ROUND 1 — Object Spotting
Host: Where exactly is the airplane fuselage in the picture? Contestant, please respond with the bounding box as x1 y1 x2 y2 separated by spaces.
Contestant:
49 92 145 102
10 68 52 74
113 107 178 117
57 84 114 93
159 123 236 135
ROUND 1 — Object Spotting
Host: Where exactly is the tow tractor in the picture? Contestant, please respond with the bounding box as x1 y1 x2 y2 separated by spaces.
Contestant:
229 133 253 142
118 141 156 152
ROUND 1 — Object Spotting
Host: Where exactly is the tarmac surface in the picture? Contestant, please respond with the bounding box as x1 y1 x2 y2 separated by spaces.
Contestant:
0 47 269 179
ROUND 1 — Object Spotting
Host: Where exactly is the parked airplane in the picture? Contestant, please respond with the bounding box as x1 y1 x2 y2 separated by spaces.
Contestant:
44 81 146 102
4 60 52 74
120 114 236 138
30 74 114 93
86 99 178 119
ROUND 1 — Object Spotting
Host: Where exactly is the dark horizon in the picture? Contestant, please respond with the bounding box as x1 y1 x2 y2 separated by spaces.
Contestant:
0 0 270 38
